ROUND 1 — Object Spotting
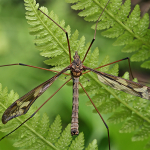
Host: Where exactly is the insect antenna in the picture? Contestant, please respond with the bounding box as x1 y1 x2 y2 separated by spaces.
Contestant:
82 0 110 63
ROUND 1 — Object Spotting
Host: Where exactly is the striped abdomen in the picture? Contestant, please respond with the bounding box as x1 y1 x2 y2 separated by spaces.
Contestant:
71 77 79 135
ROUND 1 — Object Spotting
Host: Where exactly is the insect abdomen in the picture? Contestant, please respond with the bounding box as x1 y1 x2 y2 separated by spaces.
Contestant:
71 77 79 135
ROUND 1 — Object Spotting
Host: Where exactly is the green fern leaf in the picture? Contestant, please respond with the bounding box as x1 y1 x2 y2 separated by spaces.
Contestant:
0 0 102 149
68 0 150 68
141 60 150 69
63 2 150 148
121 39 143 52
47 115 62 144
55 124 72 149
69 132 84 150
0 83 98 149
39 113 50 137
119 114 144 133
108 106 132 124
85 139 98 150
131 47 150 62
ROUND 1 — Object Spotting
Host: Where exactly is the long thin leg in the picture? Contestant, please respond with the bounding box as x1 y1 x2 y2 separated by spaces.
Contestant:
83 57 134 80
38 8 72 64
0 78 71 141
79 82 110 150
82 0 110 63
0 63 70 75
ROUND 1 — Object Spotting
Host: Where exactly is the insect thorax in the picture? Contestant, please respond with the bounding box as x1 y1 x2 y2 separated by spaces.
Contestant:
71 51 83 77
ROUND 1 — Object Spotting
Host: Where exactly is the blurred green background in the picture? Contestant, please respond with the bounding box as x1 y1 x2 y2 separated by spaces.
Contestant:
0 0 150 150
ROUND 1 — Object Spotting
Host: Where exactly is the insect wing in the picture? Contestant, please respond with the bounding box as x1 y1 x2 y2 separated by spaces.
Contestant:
2 66 69 124
85 67 150 100
2 76 57 124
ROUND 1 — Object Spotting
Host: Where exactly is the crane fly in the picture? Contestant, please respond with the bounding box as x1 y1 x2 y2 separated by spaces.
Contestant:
0 0 150 150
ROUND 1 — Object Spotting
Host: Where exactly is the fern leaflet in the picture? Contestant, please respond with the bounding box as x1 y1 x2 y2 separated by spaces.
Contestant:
66 0 150 69
66 1 150 147
0 83 98 149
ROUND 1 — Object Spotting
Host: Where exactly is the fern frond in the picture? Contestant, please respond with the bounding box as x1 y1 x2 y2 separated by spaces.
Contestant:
0 83 98 149
64 1 150 147
25 0 72 72
1 0 150 149
23 0 150 149
67 0 150 69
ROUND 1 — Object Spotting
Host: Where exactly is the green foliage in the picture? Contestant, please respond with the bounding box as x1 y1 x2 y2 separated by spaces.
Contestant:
67 0 150 69
0 83 98 149
1 0 150 149
25 0 150 148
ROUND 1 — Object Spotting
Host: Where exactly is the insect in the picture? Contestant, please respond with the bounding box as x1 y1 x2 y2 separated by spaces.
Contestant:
0 0 149 150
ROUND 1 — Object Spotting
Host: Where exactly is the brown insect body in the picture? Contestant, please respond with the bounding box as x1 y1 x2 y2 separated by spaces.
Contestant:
71 51 84 77
2 51 85 136
70 51 84 135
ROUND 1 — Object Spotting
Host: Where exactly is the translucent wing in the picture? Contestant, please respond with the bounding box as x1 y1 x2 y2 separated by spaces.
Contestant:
85 66 150 100
2 66 69 124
